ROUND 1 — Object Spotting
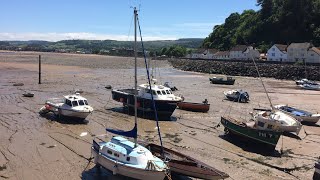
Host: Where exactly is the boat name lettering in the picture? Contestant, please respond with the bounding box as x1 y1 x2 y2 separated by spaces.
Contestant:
258 132 273 138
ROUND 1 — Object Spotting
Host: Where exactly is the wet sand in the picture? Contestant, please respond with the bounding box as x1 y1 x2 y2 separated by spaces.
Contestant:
0 51 319 180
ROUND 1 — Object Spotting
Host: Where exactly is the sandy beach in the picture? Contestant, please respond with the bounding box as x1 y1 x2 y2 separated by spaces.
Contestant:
0 51 319 180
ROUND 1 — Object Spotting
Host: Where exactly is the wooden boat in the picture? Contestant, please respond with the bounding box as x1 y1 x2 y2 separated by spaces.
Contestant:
221 116 282 149
22 92 34 97
209 76 235 85
145 143 229 180
224 89 249 103
274 104 320 124
177 100 210 112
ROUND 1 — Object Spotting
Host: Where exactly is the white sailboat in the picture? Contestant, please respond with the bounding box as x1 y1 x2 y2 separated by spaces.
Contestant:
91 8 168 180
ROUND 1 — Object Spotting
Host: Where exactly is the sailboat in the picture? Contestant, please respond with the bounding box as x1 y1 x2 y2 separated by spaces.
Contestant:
91 8 168 180
221 52 301 150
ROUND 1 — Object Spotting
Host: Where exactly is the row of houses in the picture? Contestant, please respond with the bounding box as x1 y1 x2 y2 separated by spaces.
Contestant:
188 43 320 63
187 45 260 60
267 43 320 63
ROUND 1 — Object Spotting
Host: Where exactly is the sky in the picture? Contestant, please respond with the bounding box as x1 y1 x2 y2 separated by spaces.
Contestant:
0 0 260 41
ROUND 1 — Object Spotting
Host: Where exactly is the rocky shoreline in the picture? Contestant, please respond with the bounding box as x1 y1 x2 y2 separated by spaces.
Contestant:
169 59 320 80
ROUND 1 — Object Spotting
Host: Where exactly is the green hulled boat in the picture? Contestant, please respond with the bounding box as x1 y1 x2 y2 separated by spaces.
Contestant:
221 116 282 149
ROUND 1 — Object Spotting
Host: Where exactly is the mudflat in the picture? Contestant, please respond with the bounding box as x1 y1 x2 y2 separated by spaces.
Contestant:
0 51 319 180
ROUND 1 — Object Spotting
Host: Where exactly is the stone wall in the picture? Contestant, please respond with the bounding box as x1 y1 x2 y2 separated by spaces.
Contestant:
168 59 320 80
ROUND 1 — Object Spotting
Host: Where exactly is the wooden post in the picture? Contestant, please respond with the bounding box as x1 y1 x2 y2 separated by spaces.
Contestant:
39 55 41 84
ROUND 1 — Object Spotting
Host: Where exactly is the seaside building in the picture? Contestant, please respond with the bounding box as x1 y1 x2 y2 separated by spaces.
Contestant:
287 42 312 62
203 48 219 59
307 47 320 63
267 44 288 62
190 48 206 59
229 45 260 60
213 51 230 60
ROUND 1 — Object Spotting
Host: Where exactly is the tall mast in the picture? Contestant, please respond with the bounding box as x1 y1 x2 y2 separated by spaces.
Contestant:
134 7 138 147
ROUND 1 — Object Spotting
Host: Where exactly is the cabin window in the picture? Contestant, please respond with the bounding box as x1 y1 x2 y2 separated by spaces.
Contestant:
157 90 161 95
84 100 89 105
66 99 72 106
152 90 156 95
107 150 112 154
166 90 170 94
169 90 172 94
114 153 119 157
78 100 85 105
257 121 265 127
267 124 273 129
162 90 166 95
126 157 130 161
72 101 78 107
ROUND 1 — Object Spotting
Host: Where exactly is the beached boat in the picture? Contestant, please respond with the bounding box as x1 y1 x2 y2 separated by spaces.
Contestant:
22 92 34 97
295 78 318 85
209 76 235 85
221 116 282 149
145 143 229 180
39 93 93 120
177 100 210 112
92 136 168 180
91 8 168 180
299 83 320 91
224 89 249 103
112 83 183 119
274 104 320 124
253 110 302 134
314 157 320 180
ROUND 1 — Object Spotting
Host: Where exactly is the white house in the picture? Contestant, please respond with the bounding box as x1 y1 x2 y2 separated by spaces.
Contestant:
287 42 312 62
203 49 219 59
190 48 206 59
307 47 320 63
213 51 230 60
229 45 260 60
267 44 287 62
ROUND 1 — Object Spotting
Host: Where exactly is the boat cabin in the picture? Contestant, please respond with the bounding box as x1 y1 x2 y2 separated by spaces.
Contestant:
99 136 163 169
138 84 182 101
64 94 89 107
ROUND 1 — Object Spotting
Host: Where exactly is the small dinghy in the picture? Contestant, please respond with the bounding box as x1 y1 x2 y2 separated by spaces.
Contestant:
22 92 34 97
274 104 320 124
299 83 320 91
224 89 249 103
209 76 235 85
145 143 229 180
177 99 210 112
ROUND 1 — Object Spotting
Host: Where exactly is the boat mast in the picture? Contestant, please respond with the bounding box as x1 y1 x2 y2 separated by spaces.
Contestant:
134 7 138 147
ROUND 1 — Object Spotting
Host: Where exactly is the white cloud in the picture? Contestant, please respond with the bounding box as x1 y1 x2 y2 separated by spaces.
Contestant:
0 32 178 42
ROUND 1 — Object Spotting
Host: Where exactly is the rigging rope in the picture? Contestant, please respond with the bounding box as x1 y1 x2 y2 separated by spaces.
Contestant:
137 14 165 156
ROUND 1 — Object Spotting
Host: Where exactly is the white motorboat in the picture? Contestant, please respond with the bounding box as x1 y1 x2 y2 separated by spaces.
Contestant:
295 78 318 85
274 104 320 124
252 110 302 134
40 93 93 120
224 89 249 103
91 8 169 180
299 83 320 91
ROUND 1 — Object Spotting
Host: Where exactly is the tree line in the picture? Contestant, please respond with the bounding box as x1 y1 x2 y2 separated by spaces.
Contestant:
202 0 320 52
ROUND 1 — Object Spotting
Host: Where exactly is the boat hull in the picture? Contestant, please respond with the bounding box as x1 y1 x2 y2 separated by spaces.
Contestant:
112 89 178 119
314 161 320 180
221 116 282 149
91 147 166 180
209 78 235 85
177 102 210 112
145 144 229 180
274 105 320 124
59 108 91 119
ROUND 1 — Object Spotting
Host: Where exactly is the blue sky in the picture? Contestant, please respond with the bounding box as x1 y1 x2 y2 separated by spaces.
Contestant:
0 0 260 41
